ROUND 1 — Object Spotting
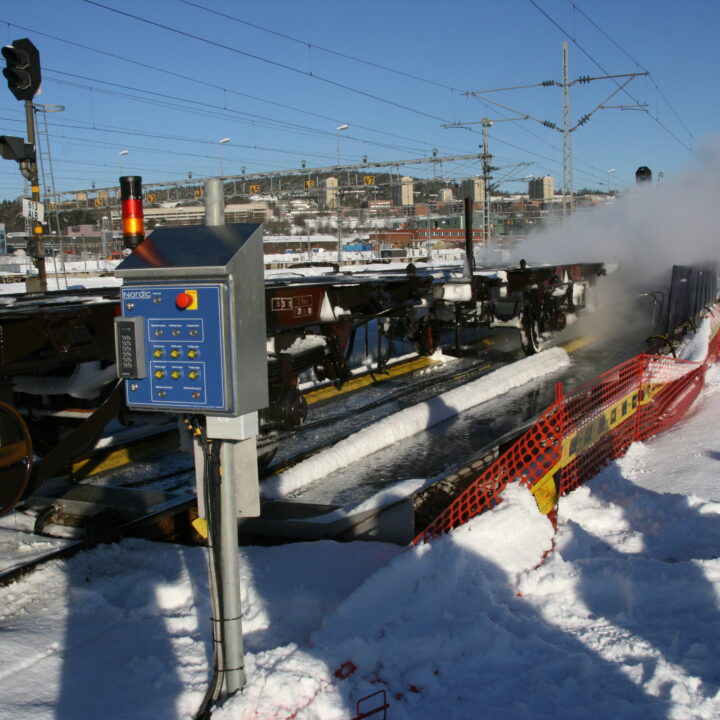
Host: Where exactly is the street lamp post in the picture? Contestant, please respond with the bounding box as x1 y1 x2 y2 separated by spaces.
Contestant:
336 124 348 166
607 168 616 197
118 150 129 176
219 137 230 177
337 197 343 265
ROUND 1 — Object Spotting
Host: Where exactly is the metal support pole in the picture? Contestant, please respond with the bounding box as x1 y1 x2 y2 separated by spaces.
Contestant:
481 118 493 255
337 194 343 264
205 178 224 227
24 99 47 291
217 440 246 693
202 176 247 696
463 196 475 277
561 42 573 216
426 213 432 259
100 216 112 263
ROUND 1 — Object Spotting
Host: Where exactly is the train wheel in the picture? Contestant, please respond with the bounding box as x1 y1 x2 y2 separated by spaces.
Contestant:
0 403 33 517
273 386 308 428
520 316 543 356
552 311 567 332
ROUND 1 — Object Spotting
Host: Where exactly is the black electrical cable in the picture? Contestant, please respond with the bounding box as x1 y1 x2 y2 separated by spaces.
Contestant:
205 439 228 712
0 17 465 158
177 0 461 94
81 0 451 125
186 418 225 720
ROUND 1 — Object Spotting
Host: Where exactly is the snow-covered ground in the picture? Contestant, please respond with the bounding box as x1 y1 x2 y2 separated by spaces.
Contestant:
0 311 719 718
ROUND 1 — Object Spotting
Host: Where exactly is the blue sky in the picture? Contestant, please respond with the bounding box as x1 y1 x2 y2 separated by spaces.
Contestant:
0 0 716 201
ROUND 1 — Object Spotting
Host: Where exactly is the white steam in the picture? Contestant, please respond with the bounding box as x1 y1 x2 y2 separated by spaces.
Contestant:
512 147 720 290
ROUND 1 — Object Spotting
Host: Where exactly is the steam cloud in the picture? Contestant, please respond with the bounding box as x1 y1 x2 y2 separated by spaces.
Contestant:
507 143 720 338
511 143 720 292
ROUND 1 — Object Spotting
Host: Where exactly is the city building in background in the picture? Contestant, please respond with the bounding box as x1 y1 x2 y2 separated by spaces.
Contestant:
528 175 554 201
392 177 414 206
324 177 339 209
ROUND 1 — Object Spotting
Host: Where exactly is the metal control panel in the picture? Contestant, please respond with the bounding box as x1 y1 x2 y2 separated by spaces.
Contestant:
114 223 268 416
117 283 229 410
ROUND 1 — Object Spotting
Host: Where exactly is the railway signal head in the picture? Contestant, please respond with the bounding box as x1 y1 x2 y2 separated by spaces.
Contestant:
2 38 41 101
0 135 35 180
635 166 652 184
0 135 33 162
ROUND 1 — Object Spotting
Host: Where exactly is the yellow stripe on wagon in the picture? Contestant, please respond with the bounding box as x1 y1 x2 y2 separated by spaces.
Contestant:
304 355 437 404
530 380 666 514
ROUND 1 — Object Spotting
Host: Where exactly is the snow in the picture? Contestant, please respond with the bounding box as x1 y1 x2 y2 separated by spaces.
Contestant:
1 323 720 718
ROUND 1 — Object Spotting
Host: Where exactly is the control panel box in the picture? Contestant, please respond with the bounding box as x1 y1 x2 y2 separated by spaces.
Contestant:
117 283 230 411
114 224 268 416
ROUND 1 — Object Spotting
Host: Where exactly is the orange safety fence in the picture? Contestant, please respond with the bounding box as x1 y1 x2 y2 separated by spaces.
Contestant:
414 304 720 544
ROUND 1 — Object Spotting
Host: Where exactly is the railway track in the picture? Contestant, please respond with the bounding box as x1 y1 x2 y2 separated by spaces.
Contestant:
0 342 531 580
0 312 663 585
39 343 511 484
0 484 199 588
264 346 520 474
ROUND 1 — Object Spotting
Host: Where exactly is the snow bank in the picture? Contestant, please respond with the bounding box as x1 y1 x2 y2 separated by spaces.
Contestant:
263 347 572 499
2 358 720 719
676 316 712 362
217 484 557 720
220 413 720 720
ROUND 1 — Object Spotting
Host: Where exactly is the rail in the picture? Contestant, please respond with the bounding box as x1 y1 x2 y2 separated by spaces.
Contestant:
414 304 720 543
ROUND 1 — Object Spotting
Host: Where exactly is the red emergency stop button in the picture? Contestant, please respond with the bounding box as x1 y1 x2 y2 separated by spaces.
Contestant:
176 292 194 310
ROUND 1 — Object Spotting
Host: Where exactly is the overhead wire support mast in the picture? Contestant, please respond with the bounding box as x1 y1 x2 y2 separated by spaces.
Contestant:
527 0 700 161
443 117 524 253
462 48 649 214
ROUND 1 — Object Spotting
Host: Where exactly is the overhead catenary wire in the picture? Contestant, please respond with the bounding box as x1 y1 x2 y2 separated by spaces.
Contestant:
0 19 464 157
1 10 626 190
48 78 613 189
0 103 614 196
80 0 455 125
0 4 665 196
177 0 463 95
43 69 439 157
7 3 692 170
0 107 610 195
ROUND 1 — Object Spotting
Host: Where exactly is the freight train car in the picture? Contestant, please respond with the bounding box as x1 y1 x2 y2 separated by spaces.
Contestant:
0 248 606 517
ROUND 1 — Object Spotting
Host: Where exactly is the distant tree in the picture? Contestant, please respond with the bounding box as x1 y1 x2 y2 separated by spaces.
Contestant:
0 200 23 232
58 208 101 230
